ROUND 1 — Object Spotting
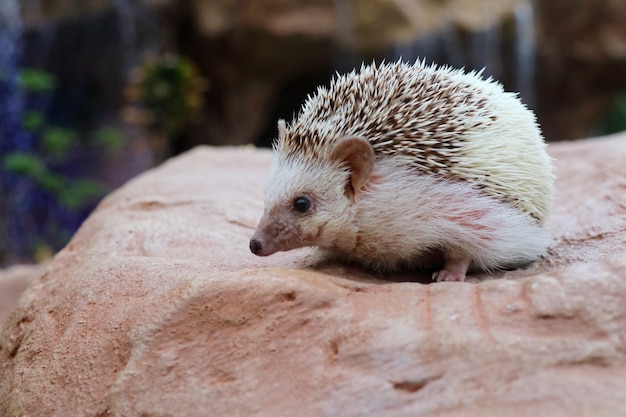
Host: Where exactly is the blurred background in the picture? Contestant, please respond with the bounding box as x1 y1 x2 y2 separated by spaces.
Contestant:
1 0 625 266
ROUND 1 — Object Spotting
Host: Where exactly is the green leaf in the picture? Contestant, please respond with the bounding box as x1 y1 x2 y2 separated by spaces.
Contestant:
2 152 47 178
22 111 46 131
37 172 66 193
600 91 626 135
18 69 56 93
57 179 108 210
42 128 79 159
92 127 125 150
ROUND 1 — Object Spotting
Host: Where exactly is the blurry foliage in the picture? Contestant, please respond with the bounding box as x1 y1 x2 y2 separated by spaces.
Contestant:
599 91 626 135
93 126 125 150
2 150 107 211
123 55 208 146
17 69 56 93
0 68 122 263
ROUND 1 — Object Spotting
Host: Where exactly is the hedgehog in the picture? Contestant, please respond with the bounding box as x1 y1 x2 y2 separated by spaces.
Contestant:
249 61 554 282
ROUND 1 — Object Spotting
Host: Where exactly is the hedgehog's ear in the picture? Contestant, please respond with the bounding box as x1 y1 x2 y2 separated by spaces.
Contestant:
277 119 287 141
330 137 374 200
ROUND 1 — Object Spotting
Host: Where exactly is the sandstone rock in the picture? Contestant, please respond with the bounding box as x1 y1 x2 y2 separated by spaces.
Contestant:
0 264 45 327
346 0 519 49
185 0 520 49
1 133 626 416
178 0 524 148
17 0 626 148
535 1 626 141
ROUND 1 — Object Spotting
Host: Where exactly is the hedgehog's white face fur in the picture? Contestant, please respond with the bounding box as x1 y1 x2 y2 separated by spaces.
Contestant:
249 61 555 282
250 135 372 257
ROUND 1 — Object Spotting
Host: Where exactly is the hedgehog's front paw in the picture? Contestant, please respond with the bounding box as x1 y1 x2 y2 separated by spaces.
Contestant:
432 269 465 282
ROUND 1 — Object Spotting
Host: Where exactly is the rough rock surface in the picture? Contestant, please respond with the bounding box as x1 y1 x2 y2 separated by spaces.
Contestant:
0 264 45 327
1 133 626 416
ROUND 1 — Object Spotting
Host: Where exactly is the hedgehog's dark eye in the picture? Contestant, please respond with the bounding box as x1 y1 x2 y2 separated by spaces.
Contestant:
292 196 311 213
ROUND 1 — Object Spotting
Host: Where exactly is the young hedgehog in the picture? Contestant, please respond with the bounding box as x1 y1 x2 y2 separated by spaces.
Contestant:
249 61 554 282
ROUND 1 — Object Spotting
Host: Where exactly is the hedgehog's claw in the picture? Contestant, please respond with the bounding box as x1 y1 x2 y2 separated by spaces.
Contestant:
432 269 465 282
432 256 471 282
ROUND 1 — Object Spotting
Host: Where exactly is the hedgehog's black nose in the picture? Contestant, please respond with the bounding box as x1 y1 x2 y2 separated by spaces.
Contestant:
249 238 262 255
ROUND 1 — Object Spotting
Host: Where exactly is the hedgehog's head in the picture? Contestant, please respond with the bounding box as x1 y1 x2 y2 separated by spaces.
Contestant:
250 125 374 257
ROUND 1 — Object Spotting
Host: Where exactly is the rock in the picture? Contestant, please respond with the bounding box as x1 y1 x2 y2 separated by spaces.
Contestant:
188 0 520 49
0 264 45 327
19 0 626 148
345 0 519 48
175 0 626 148
176 0 527 148
535 1 626 141
1 133 626 416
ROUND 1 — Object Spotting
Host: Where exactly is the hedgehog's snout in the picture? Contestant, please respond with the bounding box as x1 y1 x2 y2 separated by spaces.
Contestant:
249 237 264 256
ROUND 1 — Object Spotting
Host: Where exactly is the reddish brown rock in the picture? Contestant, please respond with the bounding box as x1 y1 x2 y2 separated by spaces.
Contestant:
1 133 626 416
0 264 45 327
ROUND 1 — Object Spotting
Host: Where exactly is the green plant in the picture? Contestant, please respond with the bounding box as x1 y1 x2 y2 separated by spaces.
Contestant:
18 69 56 93
600 92 626 136
1 68 124 263
3 120 113 213
125 55 208 139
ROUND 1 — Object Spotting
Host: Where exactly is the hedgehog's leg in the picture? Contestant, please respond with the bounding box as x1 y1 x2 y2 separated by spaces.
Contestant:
432 253 471 282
